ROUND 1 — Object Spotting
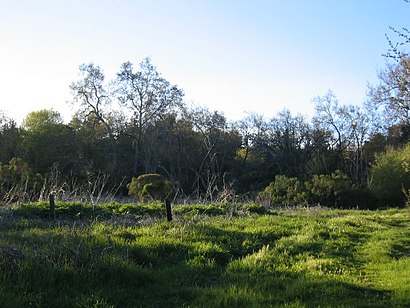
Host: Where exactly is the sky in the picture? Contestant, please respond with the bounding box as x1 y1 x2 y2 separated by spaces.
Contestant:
0 0 409 124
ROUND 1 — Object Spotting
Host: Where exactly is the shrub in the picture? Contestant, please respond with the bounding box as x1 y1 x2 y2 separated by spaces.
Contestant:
259 175 307 207
369 144 410 207
305 170 373 208
127 174 175 201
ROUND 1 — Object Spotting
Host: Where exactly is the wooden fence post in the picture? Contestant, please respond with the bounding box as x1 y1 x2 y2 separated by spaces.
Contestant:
165 198 172 222
49 193 56 219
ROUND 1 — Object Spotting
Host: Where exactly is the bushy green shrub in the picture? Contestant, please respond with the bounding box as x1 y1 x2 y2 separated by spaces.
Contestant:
306 170 351 206
127 174 175 201
369 144 410 207
260 172 376 209
260 175 307 207
305 170 373 208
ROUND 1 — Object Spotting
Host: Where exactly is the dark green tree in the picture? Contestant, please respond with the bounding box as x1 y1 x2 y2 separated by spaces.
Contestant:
0 112 21 164
21 110 76 174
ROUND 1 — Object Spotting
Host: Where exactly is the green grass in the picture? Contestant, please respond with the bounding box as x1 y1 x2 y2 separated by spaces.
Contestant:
0 202 408 307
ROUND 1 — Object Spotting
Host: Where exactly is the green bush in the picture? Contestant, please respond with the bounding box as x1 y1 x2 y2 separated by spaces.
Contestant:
305 170 373 208
127 174 175 201
369 144 410 207
306 171 351 206
260 172 376 209
260 175 307 207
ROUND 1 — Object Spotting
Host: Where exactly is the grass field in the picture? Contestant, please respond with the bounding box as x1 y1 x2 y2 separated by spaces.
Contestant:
0 202 409 307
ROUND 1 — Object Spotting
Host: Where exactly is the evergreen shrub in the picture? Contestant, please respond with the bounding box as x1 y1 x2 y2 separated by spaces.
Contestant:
370 144 410 207
306 170 374 209
127 174 175 201
260 175 307 207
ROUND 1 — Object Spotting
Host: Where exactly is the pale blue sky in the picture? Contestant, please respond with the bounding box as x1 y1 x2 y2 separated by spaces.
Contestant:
1 0 409 123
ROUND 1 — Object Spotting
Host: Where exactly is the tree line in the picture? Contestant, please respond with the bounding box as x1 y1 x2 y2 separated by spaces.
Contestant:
1 50 410 207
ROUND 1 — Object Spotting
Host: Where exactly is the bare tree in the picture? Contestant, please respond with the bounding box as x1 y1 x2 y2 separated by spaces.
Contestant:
70 63 119 173
384 0 410 61
365 0 410 148
116 58 184 174
338 104 371 183
313 91 372 183
313 91 349 153
368 57 410 127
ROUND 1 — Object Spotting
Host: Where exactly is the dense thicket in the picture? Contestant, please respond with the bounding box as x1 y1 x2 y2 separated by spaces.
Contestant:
1 53 410 207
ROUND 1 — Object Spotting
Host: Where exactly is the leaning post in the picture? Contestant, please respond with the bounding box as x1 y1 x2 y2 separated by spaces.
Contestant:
165 198 172 222
49 192 56 219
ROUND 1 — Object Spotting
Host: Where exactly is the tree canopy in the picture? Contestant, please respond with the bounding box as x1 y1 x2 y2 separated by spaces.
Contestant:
1 42 410 207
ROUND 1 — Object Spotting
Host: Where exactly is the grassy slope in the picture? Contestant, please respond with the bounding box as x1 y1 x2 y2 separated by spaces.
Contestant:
0 203 409 307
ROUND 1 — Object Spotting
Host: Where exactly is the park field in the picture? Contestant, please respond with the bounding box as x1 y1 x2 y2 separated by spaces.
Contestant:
0 202 409 307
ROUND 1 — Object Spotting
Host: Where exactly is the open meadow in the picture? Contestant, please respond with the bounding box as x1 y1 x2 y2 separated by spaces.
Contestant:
0 202 409 307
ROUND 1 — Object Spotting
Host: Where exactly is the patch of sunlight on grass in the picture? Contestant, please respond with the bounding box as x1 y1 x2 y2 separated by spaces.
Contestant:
276 233 314 247
365 257 410 306
195 284 266 307
227 244 276 273
292 255 338 275
186 255 217 269
358 213 410 306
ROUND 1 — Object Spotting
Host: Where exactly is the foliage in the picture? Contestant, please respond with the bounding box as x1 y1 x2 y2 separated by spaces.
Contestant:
0 203 408 307
305 170 368 208
3 47 410 201
0 157 43 203
259 172 374 209
127 173 175 201
370 144 410 206
0 114 21 164
21 110 77 174
259 175 307 207
22 109 63 131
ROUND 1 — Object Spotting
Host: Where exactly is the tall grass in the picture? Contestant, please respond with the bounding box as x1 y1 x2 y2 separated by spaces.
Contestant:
0 202 408 307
